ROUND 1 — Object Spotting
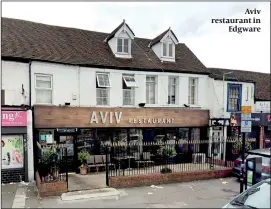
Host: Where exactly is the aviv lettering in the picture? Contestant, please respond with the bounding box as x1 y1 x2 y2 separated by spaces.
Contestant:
90 111 122 124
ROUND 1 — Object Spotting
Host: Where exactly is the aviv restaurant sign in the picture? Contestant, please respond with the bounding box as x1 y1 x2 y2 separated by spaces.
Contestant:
33 106 210 128
90 111 175 124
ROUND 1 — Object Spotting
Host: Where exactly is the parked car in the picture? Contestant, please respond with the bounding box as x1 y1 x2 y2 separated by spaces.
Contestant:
222 178 270 208
232 148 270 180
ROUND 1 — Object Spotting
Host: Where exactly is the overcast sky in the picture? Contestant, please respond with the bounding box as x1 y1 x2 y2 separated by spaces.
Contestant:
2 2 270 73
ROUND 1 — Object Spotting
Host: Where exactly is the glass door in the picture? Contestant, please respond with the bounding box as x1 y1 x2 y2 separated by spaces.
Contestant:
59 135 75 171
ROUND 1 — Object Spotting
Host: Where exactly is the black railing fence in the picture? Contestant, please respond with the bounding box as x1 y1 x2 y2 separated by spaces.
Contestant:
36 144 68 183
104 138 257 178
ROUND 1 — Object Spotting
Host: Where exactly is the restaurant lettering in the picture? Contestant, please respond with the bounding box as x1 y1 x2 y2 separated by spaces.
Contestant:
89 111 175 124
129 118 174 124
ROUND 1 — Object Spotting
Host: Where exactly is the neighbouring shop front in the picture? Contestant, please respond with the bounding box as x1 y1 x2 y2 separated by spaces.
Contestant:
230 113 271 149
1 109 28 183
33 105 210 172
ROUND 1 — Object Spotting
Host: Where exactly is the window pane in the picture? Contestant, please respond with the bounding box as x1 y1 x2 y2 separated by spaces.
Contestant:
36 89 52 104
36 75 51 88
97 74 110 87
124 39 128 46
117 39 123 52
169 44 173 57
123 39 129 53
36 80 51 88
36 75 51 82
163 43 167 56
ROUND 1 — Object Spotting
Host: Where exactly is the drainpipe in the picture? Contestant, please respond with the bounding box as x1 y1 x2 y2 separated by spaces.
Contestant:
29 61 32 107
27 60 34 182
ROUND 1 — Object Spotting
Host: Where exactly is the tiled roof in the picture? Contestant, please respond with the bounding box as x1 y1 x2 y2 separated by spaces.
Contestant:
1 17 269 101
1 17 207 74
208 68 270 101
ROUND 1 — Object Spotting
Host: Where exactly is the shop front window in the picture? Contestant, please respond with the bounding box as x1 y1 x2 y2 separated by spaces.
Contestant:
96 129 111 154
112 129 128 155
129 129 143 155
2 135 24 169
77 129 95 154
191 128 200 152
264 126 271 148
39 129 54 145
177 128 189 153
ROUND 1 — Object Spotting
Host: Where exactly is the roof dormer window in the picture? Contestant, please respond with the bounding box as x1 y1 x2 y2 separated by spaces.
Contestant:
105 19 135 59
117 38 129 53
149 27 179 62
163 43 173 57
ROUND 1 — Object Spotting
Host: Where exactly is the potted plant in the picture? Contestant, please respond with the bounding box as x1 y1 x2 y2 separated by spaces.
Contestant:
158 145 177 174
78 151 90 175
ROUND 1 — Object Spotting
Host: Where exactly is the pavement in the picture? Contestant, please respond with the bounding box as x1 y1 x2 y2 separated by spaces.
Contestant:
17 177 240 208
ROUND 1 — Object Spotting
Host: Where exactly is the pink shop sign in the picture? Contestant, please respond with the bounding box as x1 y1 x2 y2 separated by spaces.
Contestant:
1 111 27 127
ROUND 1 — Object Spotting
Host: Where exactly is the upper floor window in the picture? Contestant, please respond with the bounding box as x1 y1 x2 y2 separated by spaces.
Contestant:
117 38 129 54
162 43 173 57
35 74 53 104
188 77 198 105
123 75 137 106
96 73 111 105
168 77 178 104
146 76 156 104
227 84 242 112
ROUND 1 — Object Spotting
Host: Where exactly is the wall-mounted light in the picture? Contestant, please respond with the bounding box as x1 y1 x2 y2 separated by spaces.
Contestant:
138 103 145 108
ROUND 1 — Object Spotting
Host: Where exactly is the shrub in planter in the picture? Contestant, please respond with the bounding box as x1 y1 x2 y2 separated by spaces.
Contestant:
160 167 172 174
78 151 90 175
158 145 176 173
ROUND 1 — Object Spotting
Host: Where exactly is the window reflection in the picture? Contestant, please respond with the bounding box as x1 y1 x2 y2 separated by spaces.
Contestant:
177 128 189 153
129 129 143 155
112 129 128 155
96 129 111 154
191 128 200 152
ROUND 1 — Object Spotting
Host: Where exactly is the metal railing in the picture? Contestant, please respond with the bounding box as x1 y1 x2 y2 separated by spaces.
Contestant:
36 145 68 183
105 138 257 178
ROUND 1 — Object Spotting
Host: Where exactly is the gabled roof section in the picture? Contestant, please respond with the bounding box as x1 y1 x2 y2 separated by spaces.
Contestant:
208 68 270 101
104 19 135 42
149 27 179 47
1 17 207 74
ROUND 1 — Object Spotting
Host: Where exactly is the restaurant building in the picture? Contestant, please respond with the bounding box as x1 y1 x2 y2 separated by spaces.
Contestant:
33 105 209 172
1 108 30 183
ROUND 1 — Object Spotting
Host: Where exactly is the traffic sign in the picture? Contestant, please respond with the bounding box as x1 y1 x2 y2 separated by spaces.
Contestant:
241 106 252 114
241 120 252 132
241 113 252 133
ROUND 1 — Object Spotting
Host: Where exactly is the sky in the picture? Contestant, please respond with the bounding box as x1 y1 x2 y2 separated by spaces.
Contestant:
2 2 270 73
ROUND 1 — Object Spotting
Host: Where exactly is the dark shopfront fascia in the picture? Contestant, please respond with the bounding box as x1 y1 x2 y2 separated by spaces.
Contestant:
1 109 28 183
33 105 210 172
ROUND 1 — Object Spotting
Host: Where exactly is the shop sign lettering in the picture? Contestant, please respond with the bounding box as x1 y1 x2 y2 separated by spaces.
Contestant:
128 118 174 124
90 111 122 124
89 111 175 124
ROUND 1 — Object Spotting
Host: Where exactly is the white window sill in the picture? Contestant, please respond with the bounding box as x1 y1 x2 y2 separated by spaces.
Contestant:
115 53 132 59
144 104 202 108
160 56 175 62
